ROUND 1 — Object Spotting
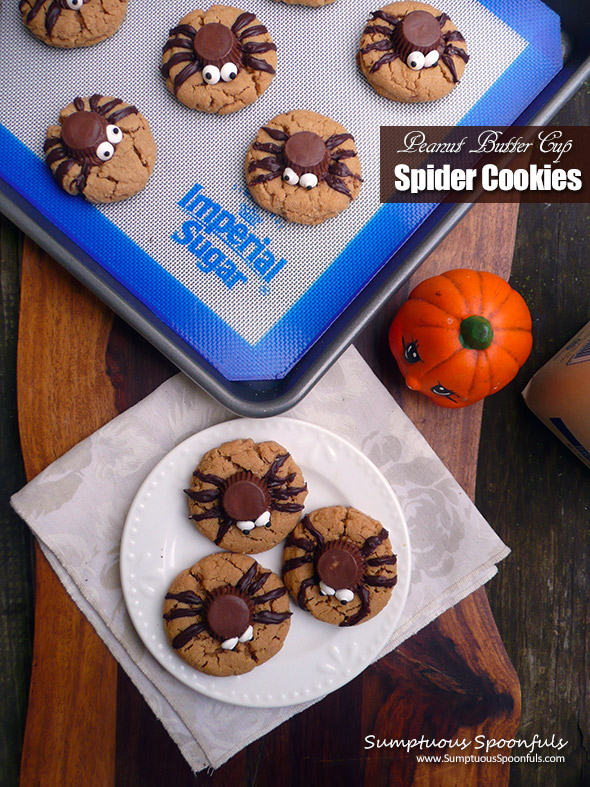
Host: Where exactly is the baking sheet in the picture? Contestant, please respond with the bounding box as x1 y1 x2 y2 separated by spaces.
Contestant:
0 0 562 379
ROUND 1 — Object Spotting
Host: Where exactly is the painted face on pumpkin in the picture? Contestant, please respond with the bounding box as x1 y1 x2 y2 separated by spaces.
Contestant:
395 328 470 408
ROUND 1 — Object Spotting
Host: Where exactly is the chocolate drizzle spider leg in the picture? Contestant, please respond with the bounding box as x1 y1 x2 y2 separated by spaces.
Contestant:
44 95 155 204
358 2 469 103
185 438 308 554
163 553 292 676
160 5 277 114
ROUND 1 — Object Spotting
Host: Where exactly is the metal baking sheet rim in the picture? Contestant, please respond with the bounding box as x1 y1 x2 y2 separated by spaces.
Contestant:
4 56 590 418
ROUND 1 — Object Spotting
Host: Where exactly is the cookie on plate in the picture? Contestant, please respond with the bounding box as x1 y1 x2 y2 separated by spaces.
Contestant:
44 95 156 203
161 5 277 114
282 506 397 626
358 2 469 103
245 109 362 225
163 552 292 676
184 438 307 553
19 0 128 48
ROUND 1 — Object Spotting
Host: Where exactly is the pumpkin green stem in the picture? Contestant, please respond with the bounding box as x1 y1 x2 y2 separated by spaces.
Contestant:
459 316 494 350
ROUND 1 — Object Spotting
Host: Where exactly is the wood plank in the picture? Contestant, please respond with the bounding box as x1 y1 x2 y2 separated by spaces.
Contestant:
356 201 521 785
0 215 33 787
16 203 520 785
17 239 118 787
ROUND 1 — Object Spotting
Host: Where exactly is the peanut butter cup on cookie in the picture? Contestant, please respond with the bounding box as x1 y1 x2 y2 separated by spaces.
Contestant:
282 507 397 626
164 552 291 676
161 5 277 114
358 1 469 103
184 438 307 553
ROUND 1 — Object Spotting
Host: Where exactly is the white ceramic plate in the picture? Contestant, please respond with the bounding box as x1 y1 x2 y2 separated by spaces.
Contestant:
120 417 411 708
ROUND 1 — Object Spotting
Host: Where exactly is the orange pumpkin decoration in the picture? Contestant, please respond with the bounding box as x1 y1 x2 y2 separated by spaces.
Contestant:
389 269 533 409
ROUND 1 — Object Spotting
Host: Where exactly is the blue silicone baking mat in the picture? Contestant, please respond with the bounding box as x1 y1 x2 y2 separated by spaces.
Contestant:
0 0 561 380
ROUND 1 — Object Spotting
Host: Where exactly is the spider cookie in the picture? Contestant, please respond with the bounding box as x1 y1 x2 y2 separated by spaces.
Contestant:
20 0 128 48
163 552 292 676
161 5 277 114
184 438 307 553
358 2 469 103
44 95 156 203
282 507 397 626
246 110 362 226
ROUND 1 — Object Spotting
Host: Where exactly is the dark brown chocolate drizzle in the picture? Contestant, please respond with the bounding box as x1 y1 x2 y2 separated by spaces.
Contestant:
171 622 206 649
163 607 202 621
249 130 361 197
283 519 396 624
165 562 290 649
248 570 271 595
367 554 397 567
251 586 286 605
253 609 291 625
161 11 276 95
361 8 468 81
185 454 305 545
45 95 137 194
23 0 87 36
165 590 203 606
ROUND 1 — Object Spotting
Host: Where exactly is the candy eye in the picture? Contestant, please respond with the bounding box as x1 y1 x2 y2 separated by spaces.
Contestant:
202 65 220 85
66 0 84 8
220 62 238 82
106 125 122 144
431 383 458 401
300 173 318 190
96 141 115 161
282 167 299 185
403 337 422 364
407 51 425 70
424 50 440 68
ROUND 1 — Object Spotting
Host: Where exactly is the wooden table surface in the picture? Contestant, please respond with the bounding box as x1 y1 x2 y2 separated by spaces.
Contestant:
1 84 589 786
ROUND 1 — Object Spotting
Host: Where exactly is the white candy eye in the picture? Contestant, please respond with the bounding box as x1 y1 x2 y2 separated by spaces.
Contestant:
407 51 425 70
300 173 318 190
238 625 253 643
335 588 355 605
106 125 122 144
220 62 238 82
66 0 84 9
202 65 220 85
282 167 299 185
424 50 440 68
96 141 114 161
254 511 271 528
236 520 255 533
319 581 336 597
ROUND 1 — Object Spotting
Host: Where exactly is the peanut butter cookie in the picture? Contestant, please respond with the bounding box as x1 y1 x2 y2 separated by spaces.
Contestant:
161 5 277 114
163 552 292 676
358 2 469 103
282 507 397 626
184 438 307 553
20 0 128 48
246 109 362 225
44 95 156 203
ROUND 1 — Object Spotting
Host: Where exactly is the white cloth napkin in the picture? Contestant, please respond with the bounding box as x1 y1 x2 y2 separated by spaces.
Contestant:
11 346 509 772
